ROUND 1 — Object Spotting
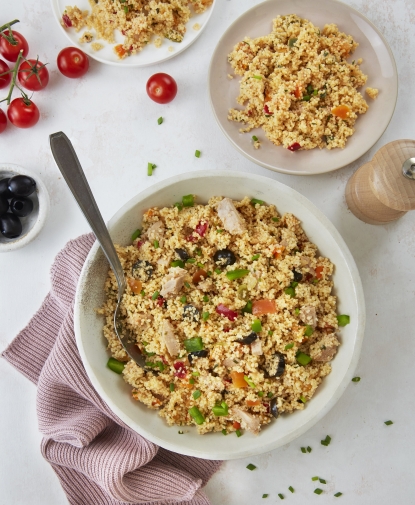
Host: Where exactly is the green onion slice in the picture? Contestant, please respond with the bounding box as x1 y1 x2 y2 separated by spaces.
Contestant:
243 300 253 313
251 319 262 332
151 291 159 300
262 494 268 498
222 429 227 435
244 375 256 388
285 343 294 350
235 429 242 437
131 229 141 241
171 260 185 268
226 269 250 280
153 240 159 249
278 493 284 499
337 314 350 326
157 116 163 125
352 376 361 382
321 435 331 446
307 446 312 453
193 390 201 400
202 311 210 321
184 337 204 352
319 478 326 484
189 406 205 425
289 486 294 493
182 194 195 207
246 463 256 471
107 357 125 374
250 198 265 206
252 135 259 141
304 325 314 337
314 488 323 495
202 295 209 302
195 150 201 158
312 476 319 481
301 447 306 453
169 383 175 392
334 492 343 497
296 352 311 366
384 420 393 425
284 287 295 298
179 295 187 303
252 254 260 261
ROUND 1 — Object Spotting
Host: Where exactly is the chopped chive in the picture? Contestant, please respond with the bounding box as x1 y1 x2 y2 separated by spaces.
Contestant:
152 291 159 300
300 395 307 403
184 282 190 288
140 289 145 297
147 162 156 176
235 429 242 437
178 430 184 434
312 477 319 481
278 493 284 500
226 269 250 280
272 217 280 222
153 240 159 249
301 447 306 453
189 406 205 425
202 311 210 321
251 198 265 206
180 295 187 303
289 486 294 493
252 254 260 261
195 150 201 158
319 478 326 484
296 352 311 366
307 446 312 453
352 377 361 382
182 194 194 207
107 357 125 374
337 314 350 326
384 420 393 425
285 343 294 350
192 371 200 376
252 75 262 79
216 229 224 233
268 330 274 336
262 494 269 498
170 383 175 392
203 295 209 302
193 389 201 399
189 378 195 384
157 116 163 125
246 463 256 471
131 229 141 241
321 435 331 446
222 429 227 435
186 258 196 263
314 488 323 495
251 319 262 332
267 392 273 398
252 135 259 141
294 308 300 315
258 391 264 397
197 262 204 268
184 337 203 352
304 325 314 337
244 376 256 388
171 260 185 268
334 492 343 497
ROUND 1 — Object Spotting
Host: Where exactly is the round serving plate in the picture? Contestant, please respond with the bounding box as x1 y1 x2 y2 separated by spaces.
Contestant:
209 0 398 175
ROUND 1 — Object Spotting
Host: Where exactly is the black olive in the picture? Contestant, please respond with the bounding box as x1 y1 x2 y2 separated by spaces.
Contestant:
293 269 303 282
0 213 22 238
10 197 33 217
131 260 153 281
188 350 209 364
270 397 279 419
236 332 257 345
0 178 12 199
8 175 36 197
213 248 236 266
175 248 189 261
183 304 200 322
262 352 285 378
0 196 8 217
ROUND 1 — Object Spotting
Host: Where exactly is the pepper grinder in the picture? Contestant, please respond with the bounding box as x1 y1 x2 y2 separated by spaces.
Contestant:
345 139 415 225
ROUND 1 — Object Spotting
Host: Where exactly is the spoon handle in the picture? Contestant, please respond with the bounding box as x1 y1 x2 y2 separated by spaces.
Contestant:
49 131 125 295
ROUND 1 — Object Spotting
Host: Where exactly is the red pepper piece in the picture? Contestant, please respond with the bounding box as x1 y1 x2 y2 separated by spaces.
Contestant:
264 104 273 115
216 304 238 321
156 295 166 307
136 240 145 249
62 14 72 27
288 142 301 151
195 220 209 237
173 362 187 378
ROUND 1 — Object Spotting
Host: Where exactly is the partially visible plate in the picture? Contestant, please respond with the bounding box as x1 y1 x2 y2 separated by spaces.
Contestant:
208 0 398 175
51 0 216 67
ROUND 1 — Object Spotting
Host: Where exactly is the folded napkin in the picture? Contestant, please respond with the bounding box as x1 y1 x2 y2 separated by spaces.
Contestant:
2 234 221 505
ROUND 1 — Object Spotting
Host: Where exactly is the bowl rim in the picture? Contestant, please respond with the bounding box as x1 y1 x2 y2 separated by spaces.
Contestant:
74 170 365 459
0 163 50 253
50 0 217 68
208 0 398 175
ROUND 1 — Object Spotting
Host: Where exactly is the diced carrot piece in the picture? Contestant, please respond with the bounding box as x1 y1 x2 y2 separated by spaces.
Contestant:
315 266 324 279
273 246 285 259
293 86 301 98
331 104 350 119
192 269 208 284
233 421 241 429
114 44 127 58
246 400 261 406
252 299 277 315
127 278 142 294
230 371 247 388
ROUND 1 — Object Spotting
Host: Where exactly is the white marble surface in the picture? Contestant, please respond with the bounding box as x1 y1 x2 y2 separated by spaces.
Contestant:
1 0 414 503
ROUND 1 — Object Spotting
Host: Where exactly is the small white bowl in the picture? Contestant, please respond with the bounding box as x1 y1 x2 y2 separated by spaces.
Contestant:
0 163 50 253
74 171 365 460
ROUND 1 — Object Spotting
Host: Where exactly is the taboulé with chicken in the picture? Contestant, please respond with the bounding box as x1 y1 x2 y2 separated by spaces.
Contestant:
99 196 349 435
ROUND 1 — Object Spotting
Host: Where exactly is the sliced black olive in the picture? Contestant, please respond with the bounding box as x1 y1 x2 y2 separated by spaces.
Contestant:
10 197 33 217
270 397 279 419
8 175 36 197
183 304 200 322
0 196 8 217
175 248 189 261
188 350 208 364
0 178 12 199
0 213 22 238
236 332 257 345
292 269 303 282
132 260 153 281
213 249 236 266
262 352 285 378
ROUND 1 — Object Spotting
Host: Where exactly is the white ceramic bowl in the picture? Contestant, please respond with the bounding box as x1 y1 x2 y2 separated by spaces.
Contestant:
75 171 365 460
51 0 217 67
209 0 398 175
0 163 50 253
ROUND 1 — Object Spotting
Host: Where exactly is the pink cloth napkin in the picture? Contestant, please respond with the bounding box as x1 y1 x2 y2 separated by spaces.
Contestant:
2 234 221 505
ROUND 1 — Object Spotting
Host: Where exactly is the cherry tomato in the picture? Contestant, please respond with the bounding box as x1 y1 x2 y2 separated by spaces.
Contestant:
0 109 7 134
18 59 49 91
146 73 177 104
0 59 11 89
0 31 29 62
7 98 40 129
57 47 89 78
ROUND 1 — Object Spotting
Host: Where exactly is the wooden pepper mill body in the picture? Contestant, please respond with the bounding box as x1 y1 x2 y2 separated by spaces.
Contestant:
345 140 415 225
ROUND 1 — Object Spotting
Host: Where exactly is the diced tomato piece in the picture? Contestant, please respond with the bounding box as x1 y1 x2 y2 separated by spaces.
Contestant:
192 269 208 284
127 278 142 295
156 295 166 307
136 240 145 249
264 104 273 115
173 362 187 378
216 304 238 321
233 421 241 429
315 266 324 279
223 327 230 333
263 402 270 414
331 104 350 119
252 299 277 315
304 272 313 282
195 220 209 237
246 400 261 406
230 371 247 388
288 142 301 151
62 14 72 27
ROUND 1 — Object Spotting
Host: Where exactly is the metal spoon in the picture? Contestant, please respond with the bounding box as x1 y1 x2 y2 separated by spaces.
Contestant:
49 131 146 368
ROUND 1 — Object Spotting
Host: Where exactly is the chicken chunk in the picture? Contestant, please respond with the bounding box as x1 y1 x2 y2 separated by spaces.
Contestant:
310 334 340 362
146 221 165 245
197 278 214 293
161 319 180 357
160 267 187 297
217 198 246 235
250 339 263 356
229 407 260 435
300 305 317 327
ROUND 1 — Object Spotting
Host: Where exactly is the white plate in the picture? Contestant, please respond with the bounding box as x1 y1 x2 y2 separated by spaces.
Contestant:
74 170 365 460
51 0 216 67
208 0 398 175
